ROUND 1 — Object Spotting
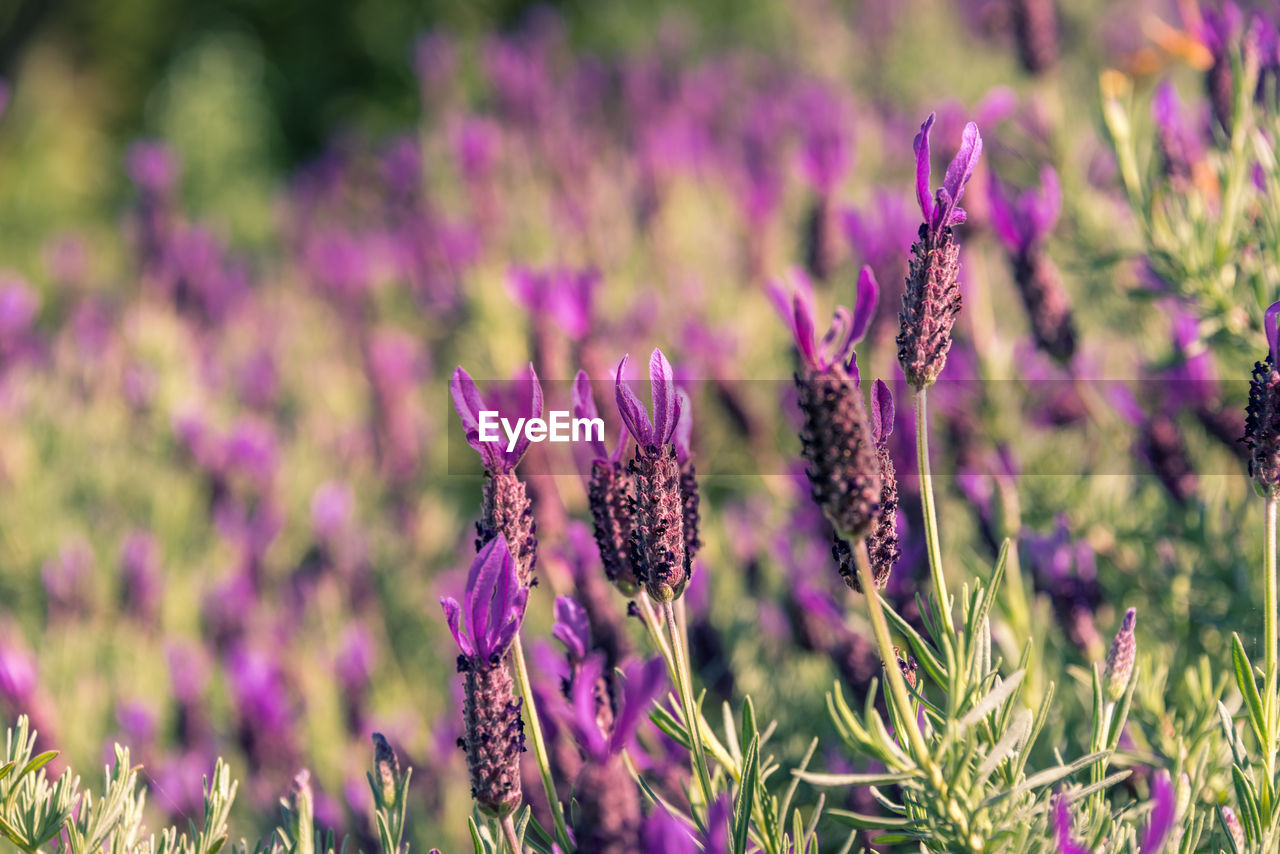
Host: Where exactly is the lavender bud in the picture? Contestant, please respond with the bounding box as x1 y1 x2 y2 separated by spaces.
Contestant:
1246 355 1280 497
1103 608 1136 702
477 471 538 587
587 460 639 595
1011 0 1059 75
798 366 880 538
628 446 688 602
866 444 901 581
371 732 402 807
462 661 525 816
898 227 963 389
1011 251 1076 363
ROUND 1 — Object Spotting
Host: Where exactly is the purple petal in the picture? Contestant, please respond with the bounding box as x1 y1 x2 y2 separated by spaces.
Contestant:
507 363 543 466
440 597 475 659
573 370 607 460
649 349 677 445
850 266 879 344
527 363 544 420
615 354 654 446
673 389 693 463
986 173 1023 251
610 656 668 752
871 378 894 446
1266 300 1280 365
942 121 983 212
1141 770 1176 854
1053 795 1091 854
818 307 853 369
449 366 485 451
912 113 935 223
571 653 610 760
640 808 699 854
552 596 590 662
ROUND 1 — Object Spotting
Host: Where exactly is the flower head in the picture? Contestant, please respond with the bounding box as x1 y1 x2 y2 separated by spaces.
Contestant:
451 364 544 473
913 114 983 242
441 536 529 666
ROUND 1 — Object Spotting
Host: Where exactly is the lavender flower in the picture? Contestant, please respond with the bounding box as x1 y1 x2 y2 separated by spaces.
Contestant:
989 166 1075 363
552 595 591 664
1103 608 1136 702
615 349 691 601
440 536 529 816
452 364 543 586
575 370 638 594
1151 81 1204 188
898 114 982 389
771 266 881 538
567 654 666 854
119 530 163 624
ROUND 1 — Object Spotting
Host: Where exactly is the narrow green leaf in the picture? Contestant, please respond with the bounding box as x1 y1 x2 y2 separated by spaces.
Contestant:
733 737 759 854
959 670 1025 727
790 770 920 787
825 809 914 830
1232 634 1268 750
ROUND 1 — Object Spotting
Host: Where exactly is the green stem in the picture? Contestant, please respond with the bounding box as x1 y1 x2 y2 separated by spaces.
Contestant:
500 813 522 854
915 387 955 638
511 634 572 851
1266 496 1278 774
853 541 933 770
664 599 715 805
638 594 679 683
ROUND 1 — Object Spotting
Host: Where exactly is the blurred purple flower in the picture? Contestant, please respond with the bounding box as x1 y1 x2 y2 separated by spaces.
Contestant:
311 481 354 541
552 596 591 664
508 267 599 340
0 638 37 706
914 113 983 239
568 653 666 761
119 530 163 623
126 141 180 196
1142 770 1176 853
987 166 1061 254
43 538 93 619
768 266 877 374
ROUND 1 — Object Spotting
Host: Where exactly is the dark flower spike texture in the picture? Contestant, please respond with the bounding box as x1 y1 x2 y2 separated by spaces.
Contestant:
899 114 982 389
1246 301 1280 496
835 377 900 590
440 536 528 816
577 369 641 595
616 349 693 601
773 266 882 538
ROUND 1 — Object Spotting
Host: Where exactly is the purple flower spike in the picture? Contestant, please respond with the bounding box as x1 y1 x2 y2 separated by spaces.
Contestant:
451 364 544 473
615 349 681 450
1053 794 1091 854
440 535 529 666
988 166 1061 254
1141 770 1176 854
552 596 590 663
870 379 894 447
914 114 983 239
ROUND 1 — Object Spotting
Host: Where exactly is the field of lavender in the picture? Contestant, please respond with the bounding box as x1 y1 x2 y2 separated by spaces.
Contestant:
2 0 1280 851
